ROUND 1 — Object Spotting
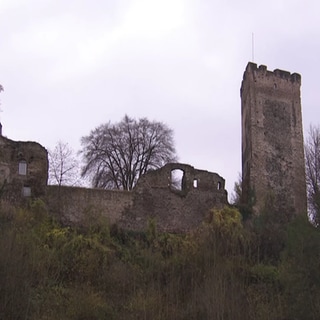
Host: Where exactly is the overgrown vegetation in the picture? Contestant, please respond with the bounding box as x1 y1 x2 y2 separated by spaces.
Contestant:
1 201 319 319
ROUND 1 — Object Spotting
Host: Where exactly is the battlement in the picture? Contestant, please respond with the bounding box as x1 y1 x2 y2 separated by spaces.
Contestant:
243 62 301 84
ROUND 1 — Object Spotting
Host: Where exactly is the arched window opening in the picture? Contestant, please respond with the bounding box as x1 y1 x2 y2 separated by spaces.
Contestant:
171 169 185 191
18 160 27 175
193 179 198 188
217 181 222 190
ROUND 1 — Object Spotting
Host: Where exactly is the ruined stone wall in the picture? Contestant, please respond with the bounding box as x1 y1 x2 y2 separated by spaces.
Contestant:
46 163 228 232
0 136 48 203
0 133 228 232
241 62 307 218
120 163 227 232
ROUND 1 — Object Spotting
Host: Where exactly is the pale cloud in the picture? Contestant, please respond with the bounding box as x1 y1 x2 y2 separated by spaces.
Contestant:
6 0 187 82
62 0 187 80
119 0 186 38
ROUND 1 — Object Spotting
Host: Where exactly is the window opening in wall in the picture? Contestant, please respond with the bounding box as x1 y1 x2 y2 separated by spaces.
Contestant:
18 160 27 175
22 186 31 197
217 181 222 190
171 169 184 191
193 179 198 188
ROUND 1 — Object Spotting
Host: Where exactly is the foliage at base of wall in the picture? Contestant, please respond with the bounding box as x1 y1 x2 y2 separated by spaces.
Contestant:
0 201 319 320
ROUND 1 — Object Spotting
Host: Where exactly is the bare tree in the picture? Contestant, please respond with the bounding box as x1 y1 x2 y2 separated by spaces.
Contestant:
231 174 242 206
80 115 177 190
48 141 81 186
305 124 320 226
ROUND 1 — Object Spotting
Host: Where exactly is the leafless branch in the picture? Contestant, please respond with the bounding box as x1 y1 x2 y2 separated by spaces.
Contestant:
80 115 177 190
305 124 320 226
48 141 82 187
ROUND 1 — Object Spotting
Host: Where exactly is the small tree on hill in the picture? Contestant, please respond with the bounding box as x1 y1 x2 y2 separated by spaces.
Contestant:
231 174 242 205
80 115 177 190
305 124 320 226
48 141 81 186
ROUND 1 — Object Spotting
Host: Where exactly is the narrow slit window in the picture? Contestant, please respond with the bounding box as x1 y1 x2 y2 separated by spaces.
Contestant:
193 179 198 188
18 160 27 175
217 181 222 190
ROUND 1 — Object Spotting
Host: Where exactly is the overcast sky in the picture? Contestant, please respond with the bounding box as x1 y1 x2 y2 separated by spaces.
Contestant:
1 0 319 197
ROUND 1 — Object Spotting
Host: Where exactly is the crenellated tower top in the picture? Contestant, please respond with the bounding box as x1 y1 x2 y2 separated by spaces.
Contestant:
241 62 301 97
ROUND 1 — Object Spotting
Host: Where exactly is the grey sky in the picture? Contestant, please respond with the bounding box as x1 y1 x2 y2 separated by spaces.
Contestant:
1 0 319 197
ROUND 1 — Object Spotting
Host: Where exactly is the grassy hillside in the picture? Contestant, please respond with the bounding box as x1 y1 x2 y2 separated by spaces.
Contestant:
0 200 319 319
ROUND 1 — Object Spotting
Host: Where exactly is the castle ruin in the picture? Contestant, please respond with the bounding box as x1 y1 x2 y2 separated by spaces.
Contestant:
46 163 227 232
0 131 227 232
0 62 308 231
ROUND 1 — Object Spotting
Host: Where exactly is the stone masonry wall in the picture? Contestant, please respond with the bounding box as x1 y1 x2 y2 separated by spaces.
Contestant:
46 163 228 232
0 135 48 203
46 185 133 226
240 62 307 218
120 163 228 232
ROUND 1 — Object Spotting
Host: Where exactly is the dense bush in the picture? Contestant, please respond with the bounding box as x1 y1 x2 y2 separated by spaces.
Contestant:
0 202 319 319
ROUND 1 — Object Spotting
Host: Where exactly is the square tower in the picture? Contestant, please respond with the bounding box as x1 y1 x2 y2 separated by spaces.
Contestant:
240 62 307 218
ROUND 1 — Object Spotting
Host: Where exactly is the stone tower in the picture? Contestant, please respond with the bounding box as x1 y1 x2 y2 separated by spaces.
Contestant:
240 62 307 219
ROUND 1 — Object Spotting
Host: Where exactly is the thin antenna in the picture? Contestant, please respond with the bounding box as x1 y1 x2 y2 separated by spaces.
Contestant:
252 33 255 62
